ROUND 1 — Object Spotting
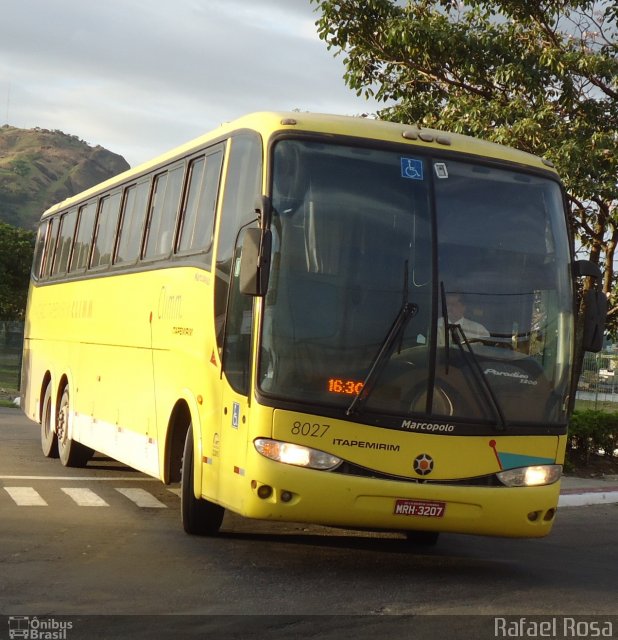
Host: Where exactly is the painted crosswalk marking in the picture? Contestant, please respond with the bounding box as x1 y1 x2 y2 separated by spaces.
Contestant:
2 484 176 508
4 486 48 506
116 488 167 508
62 488 109 507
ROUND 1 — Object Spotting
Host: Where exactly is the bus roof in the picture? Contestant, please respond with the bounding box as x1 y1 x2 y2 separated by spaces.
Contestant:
41 111 557 218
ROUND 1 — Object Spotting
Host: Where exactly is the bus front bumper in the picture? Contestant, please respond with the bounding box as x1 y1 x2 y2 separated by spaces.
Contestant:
233 456 561 538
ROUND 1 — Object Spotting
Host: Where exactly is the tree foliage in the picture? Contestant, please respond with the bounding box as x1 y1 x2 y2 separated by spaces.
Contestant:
0 222 35 320
312 0 618 328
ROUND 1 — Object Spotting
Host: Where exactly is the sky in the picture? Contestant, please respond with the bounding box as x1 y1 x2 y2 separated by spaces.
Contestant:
0 0 381 167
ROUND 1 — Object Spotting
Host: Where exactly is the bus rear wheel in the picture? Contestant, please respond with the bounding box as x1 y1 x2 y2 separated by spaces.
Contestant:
57 387 94 468
181 424 224 536
41 382 59 458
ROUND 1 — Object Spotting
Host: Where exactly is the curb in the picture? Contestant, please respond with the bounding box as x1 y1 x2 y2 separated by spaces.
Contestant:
558 487 618 508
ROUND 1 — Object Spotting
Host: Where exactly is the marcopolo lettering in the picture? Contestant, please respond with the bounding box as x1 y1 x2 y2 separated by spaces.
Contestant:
400 420 455 432
332 438 400 452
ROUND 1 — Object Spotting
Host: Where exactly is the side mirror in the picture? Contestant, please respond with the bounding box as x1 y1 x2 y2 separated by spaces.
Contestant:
239 227 272 297
582 288 608 352
575 260 607 352
574 259 602 279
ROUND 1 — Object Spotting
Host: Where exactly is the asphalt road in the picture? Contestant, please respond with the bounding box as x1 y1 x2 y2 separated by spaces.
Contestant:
1 407 617 639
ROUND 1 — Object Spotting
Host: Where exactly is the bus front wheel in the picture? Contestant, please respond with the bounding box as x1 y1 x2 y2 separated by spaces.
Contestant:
181 424 224 536
41 382 59 458
57 387 94 468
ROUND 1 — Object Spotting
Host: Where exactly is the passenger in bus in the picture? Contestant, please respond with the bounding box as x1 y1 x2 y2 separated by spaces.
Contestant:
437 293 490 346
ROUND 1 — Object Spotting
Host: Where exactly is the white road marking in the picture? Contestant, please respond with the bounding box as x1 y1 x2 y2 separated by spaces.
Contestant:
2 483 177 508
62 487 109 507
116 488 167 508
4 486 48 506
0 476 158 481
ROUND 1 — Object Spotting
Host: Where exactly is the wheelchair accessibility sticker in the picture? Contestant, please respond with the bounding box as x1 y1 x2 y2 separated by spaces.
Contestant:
232 402 240 429
401 157 424 180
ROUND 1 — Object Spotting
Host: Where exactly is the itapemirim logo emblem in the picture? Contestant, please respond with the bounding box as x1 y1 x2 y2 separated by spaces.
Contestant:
413 453 434 476
7 616 73 640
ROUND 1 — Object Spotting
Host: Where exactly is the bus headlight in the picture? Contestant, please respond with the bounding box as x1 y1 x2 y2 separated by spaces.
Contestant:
497 464 562 487
254 438 342 470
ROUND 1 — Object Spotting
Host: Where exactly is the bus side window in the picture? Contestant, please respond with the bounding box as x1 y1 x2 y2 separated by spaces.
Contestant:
51 208 78 277
70 202 97 272
177 147 223 263
41 217 59 280
91 192 122 269
144 164 184 260
215 134 262 352
217 134 262 394
32 221 49 280
115 180 150 265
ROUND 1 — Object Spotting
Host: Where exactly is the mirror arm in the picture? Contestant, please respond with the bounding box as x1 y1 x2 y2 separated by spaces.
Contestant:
255 195 272 230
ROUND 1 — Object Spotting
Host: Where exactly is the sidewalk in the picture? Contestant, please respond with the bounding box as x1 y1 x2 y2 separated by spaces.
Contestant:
559 474 618 507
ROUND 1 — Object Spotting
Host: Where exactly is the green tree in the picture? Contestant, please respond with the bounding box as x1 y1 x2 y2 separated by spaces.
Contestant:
0 222 35 320
312 0 618 328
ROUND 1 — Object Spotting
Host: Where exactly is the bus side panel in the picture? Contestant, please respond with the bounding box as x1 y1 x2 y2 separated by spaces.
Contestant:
24 275 159 477
71 275 159 476
214 385 251 510
148 267 222 490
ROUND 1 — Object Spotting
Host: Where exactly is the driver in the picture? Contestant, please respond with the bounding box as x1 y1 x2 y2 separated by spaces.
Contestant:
437 293 490 346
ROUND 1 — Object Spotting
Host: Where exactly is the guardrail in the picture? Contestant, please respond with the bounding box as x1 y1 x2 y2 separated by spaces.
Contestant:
576 351 618 412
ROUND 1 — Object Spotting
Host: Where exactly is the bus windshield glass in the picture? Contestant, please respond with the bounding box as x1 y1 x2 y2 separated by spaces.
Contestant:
259 139 574 427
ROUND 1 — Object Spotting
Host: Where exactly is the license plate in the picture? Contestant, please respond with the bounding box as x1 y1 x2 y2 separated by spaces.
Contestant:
394 499 446 518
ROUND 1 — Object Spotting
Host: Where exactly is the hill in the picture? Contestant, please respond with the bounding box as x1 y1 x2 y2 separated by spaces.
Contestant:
0 125 130 230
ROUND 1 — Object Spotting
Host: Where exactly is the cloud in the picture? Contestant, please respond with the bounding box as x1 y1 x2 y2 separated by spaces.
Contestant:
0 0 378 165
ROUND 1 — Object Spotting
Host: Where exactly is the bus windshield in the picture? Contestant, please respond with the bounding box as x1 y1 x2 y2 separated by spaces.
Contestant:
259 139 574 428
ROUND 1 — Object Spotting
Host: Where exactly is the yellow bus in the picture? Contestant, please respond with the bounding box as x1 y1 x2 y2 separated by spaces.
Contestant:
21 112 605 543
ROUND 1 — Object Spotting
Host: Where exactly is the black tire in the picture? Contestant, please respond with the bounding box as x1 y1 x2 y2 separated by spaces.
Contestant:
41 382 59 458
181 424 224 535
405 530 440 546
57 387 94 468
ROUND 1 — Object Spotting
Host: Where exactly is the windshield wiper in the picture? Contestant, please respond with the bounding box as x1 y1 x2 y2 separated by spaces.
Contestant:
449 323 506 431
346 301 418 417
440 281 450 373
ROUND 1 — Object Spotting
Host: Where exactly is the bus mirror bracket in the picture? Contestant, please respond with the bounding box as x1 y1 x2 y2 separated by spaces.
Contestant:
574 259 607 353
255 195 272 230
239 227 272 297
